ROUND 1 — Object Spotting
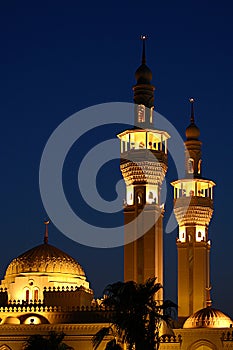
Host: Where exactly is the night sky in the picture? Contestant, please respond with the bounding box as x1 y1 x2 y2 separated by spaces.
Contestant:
1 1 233 317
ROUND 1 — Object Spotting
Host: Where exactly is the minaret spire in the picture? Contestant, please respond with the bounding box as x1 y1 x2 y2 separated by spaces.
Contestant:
133 36 155 126
141 35 147 64
189 98 195 124
44 219 50 244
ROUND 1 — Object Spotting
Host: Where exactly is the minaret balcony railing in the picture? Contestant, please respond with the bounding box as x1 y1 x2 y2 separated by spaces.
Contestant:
120 148 167 164
174 196 214 209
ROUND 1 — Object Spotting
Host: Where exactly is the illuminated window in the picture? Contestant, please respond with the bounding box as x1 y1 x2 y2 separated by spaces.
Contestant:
188 235 192 242
188 158 194 173
198 159 202 174
137 192 143 205
25 289 29 302
137 105 145 123
149 191 153 199
126 186 134 205
34 289 39 301
150 107 154 123
196 226 205 242
179 226 186 242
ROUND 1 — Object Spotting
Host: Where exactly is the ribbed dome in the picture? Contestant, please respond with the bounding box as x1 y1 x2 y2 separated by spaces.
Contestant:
183 307 233 329
5 243 85 277
185 122 200 140
135 63 152 84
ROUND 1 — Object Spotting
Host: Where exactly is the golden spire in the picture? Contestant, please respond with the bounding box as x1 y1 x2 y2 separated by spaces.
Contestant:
206 286 212 307
44 219 50 244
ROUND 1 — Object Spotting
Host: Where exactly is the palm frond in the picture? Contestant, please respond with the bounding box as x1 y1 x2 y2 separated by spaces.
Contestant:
92 327 112 350
160 299 177 309
105 339 122 350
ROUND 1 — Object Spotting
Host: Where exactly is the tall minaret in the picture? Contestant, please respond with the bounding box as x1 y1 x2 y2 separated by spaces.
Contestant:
171 99 215 320
117 37 170 300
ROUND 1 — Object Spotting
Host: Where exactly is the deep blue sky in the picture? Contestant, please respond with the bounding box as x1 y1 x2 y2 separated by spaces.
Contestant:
0 1 233 316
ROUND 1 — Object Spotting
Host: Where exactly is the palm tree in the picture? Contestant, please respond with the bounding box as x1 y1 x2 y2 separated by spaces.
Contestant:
24 334 48 350
24 331 73 350
92 277 176 350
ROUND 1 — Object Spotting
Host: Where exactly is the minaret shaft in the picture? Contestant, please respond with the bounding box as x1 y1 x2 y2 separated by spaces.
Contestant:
177 227 211 317
124 201 165 300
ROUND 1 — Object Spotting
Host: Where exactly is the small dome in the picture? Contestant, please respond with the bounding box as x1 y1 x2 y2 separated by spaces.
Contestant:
159 319 174 337
185 122 200 140
135 63 152 84
5 243 85 277
3 316 20 325
183 307 233 329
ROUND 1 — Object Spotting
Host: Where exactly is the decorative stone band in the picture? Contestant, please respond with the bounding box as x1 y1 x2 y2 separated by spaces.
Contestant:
0 305 115 313
174 197 214 226
160 334 182 343
120 160 167 186
0 323 108 332
221 331 233 341
43 286 92 293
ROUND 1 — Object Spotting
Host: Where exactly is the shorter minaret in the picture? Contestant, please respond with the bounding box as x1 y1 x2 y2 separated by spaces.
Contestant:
171 99 215 320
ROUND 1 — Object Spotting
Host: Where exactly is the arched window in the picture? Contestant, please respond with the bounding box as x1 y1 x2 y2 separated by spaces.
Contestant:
188 339 217 350
137 104 145 123
34 289 39 301
198 159 202 174
25 289 29 302
150 107 154 123
188 158 194 173
188 234 193 243
137 192 143 205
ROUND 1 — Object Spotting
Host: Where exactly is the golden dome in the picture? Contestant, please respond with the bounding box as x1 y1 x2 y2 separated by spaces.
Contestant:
5 243 85 277
183 307 233 329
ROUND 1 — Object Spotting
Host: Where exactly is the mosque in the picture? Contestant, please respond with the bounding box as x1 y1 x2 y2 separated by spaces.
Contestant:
0 39 232 350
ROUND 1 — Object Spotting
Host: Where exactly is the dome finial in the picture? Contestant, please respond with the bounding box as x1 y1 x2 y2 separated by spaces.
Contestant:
189 97 195 124
140 34 147 65
44 219 50 244
206 286 212 307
